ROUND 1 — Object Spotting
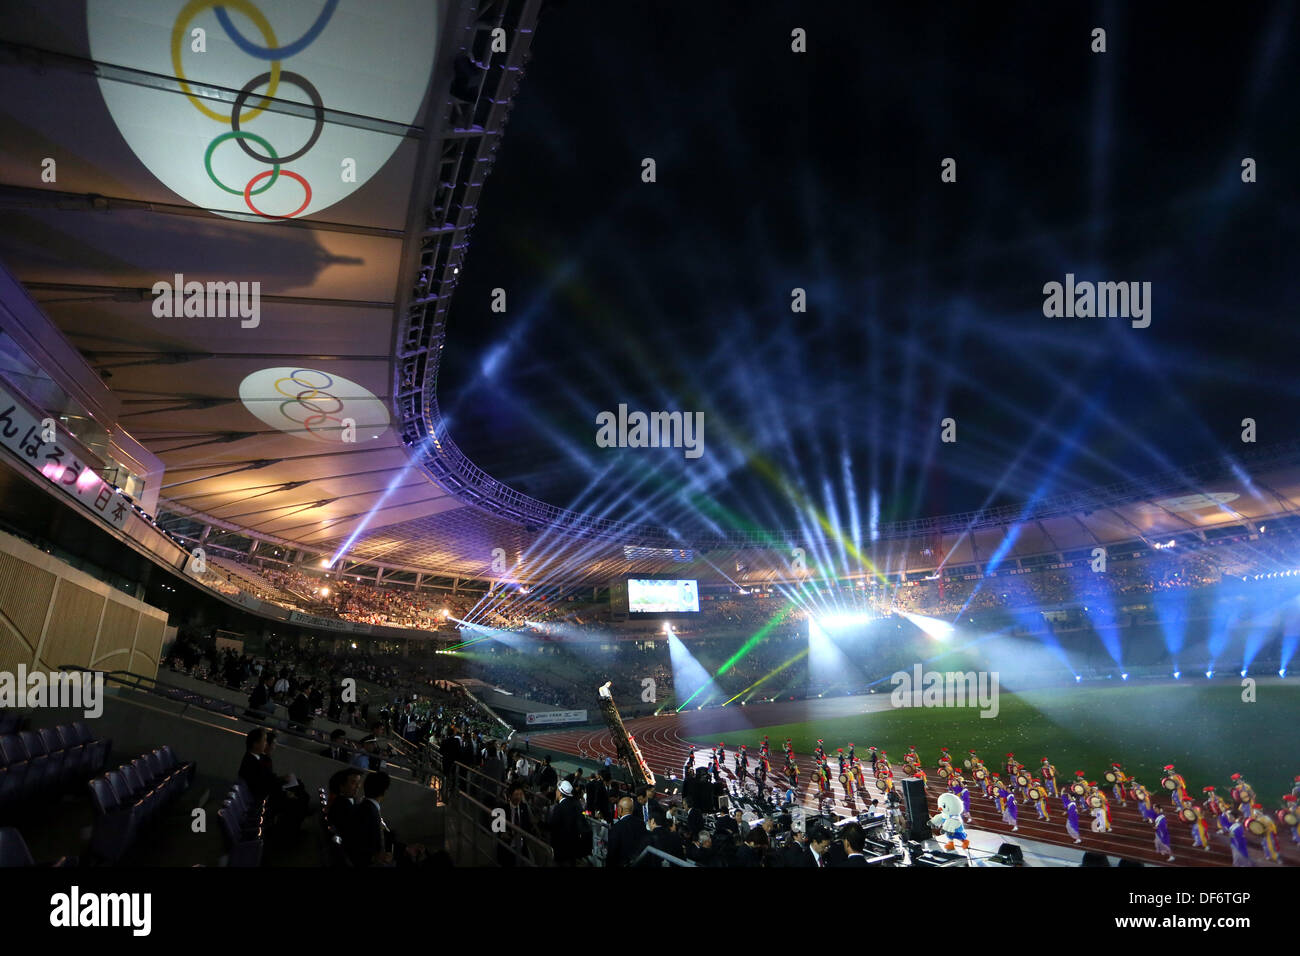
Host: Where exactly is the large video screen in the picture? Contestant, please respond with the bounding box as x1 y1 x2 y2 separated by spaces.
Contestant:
627 578 699 614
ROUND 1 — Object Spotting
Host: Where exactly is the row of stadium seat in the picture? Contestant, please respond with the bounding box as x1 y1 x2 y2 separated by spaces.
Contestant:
219 779 265 867
86 746 195 863
0 826 72 867
0 722 111 817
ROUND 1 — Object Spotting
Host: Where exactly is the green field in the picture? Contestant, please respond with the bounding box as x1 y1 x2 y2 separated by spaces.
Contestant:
686 681 1300 802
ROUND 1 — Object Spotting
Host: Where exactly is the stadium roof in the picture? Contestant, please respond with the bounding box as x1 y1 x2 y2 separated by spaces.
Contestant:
2 2 1299 588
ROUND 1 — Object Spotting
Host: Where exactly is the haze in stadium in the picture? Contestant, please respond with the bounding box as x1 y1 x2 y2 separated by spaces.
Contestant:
0 0 1294 933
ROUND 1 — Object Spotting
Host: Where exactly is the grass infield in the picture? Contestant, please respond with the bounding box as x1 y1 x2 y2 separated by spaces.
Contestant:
684 680 1299 802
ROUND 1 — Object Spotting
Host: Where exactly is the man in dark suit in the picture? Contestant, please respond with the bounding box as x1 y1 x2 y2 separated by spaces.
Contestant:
536 756 558 793
776 828 816 867
320 729 351 762
586 769 613 822
839 822 869 866
548 780 588 866
685 798 706 838
686 829 718 866
606 796 648 867
345 771 427 866
326 768 363 835
647 811 687 863
246 675 273 717
808 826 835 868
237 727 279 803
497 783 538 866
438 728 463 790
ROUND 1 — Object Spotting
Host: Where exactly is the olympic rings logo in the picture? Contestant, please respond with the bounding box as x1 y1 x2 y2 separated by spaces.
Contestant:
274 368 346 438
172 0 338 219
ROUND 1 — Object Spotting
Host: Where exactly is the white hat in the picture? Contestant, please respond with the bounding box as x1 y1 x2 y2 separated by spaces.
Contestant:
558 780 574 796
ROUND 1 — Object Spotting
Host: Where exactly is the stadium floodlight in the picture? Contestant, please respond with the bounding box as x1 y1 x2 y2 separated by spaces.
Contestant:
662 622 673 633
1280 669 1287 678
320 558 330 567
900 612 954 641
320 587 330 597
1075 675 1082 682
1240 669 1248 677
1206 670 1214 678
1173 671 1180 679
1121 673 1128 680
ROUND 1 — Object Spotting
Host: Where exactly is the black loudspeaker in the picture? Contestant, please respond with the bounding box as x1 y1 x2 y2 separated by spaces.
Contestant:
900 777 931 842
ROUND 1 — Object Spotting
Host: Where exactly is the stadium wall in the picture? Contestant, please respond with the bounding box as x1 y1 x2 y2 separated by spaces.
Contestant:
0 529 168 678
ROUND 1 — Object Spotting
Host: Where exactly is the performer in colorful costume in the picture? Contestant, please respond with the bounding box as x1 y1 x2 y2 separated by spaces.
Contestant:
1133 779 1157 824
1063 792 1082 843
1153 807 1175 862
1162 764 1190 809
1028 779 1050 822
1278 795 1300 845
1230 773 1256 817
1184 802 1210 850
1107 763 1130 806
1203 786 1230 834
1250 803 1281 862
996 778 1019 831
1040 757 1058 797
1227 811 1253 866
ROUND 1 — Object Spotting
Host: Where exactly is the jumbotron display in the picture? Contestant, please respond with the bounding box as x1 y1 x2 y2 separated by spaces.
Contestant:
627 578 699 614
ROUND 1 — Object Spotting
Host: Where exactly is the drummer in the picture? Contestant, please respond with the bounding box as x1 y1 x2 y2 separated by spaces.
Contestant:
1089 782 1112 833
1162 764 1190 809
836 748 847 777
1184 802 1210 851
1040 757 1058 797
937 747 952 777
904 745 921 771
840 761 855 800
1250 803 1281 862
1005 752 1023 789
1133 779 1158 825
1107 762 1130 807
1203 786 1231 834
1028 778 1051 822
1230 773 1256 817
1278 794 1300 845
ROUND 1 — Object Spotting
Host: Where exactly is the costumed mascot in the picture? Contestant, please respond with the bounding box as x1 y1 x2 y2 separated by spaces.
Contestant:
930 791 971 852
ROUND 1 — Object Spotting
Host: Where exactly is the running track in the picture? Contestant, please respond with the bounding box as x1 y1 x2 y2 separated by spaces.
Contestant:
531 708 1297 869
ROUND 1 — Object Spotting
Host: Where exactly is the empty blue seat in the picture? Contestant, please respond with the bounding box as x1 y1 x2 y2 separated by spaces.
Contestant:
0 827 70 867
218 806 263 867
0 826 35 866
86 778 142 864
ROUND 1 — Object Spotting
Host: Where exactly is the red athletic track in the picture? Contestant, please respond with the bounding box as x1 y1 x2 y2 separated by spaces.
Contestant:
531 710 1298 868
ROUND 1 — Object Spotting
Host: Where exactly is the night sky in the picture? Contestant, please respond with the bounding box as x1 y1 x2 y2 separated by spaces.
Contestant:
438 1 1300 535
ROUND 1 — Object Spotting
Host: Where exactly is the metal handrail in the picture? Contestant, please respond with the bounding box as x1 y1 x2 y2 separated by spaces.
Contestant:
60 664 416 779
631 844 695 867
